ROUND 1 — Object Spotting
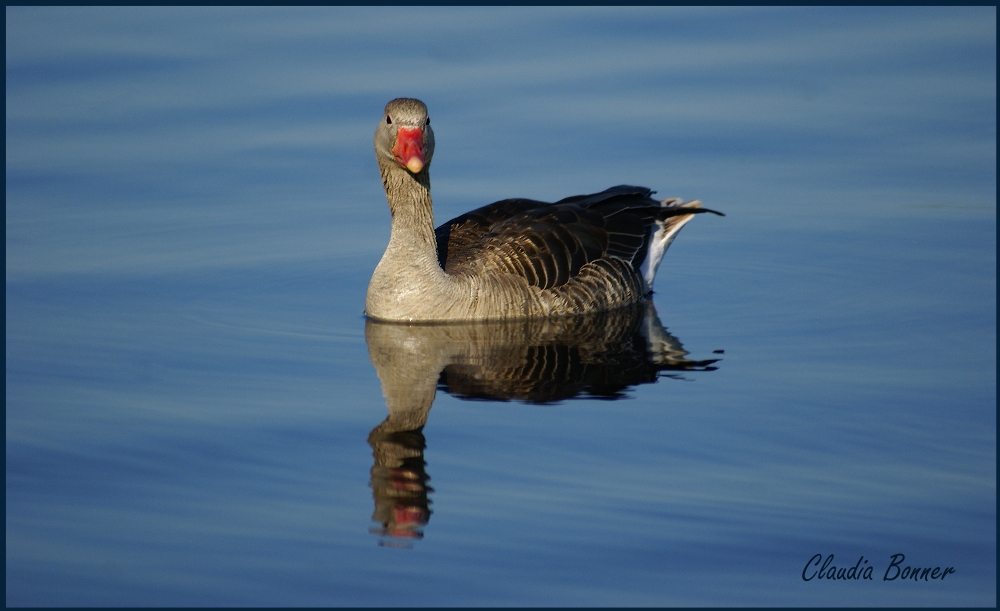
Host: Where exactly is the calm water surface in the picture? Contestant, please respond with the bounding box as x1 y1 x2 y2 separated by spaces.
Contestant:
6 7 996 606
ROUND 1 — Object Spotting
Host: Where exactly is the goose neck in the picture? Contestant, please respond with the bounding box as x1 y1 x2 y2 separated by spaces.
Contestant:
383 166 436 249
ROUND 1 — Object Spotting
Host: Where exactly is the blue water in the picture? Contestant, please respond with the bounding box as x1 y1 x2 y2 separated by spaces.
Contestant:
6 6 996 606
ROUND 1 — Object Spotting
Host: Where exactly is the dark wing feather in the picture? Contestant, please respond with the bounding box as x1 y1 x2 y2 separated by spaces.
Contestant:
435 185 720 290
550 185 653 206
472 204 609 290
581 185 723 268
435 198 547 270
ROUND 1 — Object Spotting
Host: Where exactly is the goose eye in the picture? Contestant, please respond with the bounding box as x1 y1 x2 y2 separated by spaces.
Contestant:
385 115 392 125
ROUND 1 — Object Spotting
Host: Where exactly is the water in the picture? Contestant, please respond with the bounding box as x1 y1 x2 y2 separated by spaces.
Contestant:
6 6 996 606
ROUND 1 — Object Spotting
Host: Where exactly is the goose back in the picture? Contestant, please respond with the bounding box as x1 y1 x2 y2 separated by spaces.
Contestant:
435 185 716 296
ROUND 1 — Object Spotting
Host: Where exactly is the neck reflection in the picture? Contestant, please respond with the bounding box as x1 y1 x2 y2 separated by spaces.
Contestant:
364 300 719 546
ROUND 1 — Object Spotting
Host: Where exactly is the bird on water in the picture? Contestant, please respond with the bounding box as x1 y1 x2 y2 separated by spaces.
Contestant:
366 97 722 322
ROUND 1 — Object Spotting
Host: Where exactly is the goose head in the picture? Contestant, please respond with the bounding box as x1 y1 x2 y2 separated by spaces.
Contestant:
374 98 435 176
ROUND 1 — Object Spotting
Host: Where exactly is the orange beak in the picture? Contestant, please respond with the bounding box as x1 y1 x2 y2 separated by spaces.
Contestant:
392 127 425 174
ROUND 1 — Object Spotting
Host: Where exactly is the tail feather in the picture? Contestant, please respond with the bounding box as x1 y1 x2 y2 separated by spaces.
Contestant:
640 199 718 289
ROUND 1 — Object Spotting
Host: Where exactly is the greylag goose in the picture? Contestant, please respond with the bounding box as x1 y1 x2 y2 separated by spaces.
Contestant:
367 98 722 322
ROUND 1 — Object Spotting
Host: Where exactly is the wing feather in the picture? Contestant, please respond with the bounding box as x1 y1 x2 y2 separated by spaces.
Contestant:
435 185 721 292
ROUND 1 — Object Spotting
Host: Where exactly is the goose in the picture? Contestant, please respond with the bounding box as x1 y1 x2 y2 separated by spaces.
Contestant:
367 98 722 322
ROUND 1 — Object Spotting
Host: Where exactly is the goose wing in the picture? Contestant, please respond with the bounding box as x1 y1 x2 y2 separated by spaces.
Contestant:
435 198 547 271
437 185 673 290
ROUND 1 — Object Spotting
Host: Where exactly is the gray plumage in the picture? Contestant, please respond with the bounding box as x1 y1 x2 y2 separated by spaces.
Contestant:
366 98 722 321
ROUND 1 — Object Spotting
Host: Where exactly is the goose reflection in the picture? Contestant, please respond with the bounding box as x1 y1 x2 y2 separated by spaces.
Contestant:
365 300 719 546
